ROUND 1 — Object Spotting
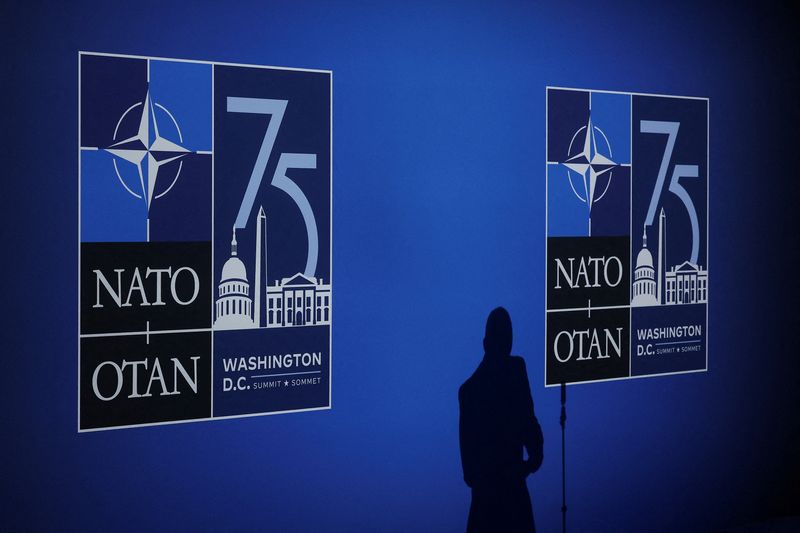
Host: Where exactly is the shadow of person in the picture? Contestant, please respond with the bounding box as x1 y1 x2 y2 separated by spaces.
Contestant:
459 307 544 533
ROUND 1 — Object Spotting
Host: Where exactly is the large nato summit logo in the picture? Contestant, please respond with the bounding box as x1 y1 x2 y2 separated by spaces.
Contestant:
545 87 708 387
78 52 332 431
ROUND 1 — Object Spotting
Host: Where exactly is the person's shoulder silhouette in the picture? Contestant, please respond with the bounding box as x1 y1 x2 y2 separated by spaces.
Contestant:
459 307 543 533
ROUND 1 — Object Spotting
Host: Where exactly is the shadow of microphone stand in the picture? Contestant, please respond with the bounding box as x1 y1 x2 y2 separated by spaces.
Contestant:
560 382 567 533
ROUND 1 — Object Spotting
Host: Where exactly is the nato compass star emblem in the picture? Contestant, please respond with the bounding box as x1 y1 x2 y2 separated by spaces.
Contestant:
562 114 618 233
104 90 193 217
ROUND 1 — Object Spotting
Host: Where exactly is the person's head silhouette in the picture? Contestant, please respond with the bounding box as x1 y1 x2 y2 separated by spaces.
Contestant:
483 307 512 359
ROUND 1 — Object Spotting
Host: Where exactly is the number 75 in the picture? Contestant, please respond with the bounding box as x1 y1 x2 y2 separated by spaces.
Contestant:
227 97 319 278
640 120 700 264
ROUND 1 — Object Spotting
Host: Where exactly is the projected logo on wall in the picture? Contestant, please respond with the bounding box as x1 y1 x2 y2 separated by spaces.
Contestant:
545 87 708 386
78 52 332 431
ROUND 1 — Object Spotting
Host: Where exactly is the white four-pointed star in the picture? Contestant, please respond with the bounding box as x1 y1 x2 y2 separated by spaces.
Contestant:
105 91 190 211
563 116 616 211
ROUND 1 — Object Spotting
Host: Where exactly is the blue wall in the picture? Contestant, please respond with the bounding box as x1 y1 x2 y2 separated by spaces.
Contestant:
4 1 799 531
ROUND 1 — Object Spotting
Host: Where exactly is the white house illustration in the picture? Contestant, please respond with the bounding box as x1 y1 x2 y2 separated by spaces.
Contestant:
214 205 331 330
632 207 707 307
266 274 330 328
665 262 708 305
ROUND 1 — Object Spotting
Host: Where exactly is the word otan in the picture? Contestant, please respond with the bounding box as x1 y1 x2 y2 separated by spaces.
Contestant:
92 356 201 401
553 327 624 363
554 255 623 289
93 266 200 308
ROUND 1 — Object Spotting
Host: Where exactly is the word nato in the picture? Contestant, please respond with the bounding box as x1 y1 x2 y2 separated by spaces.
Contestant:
553 254 623 289
92 266 200 307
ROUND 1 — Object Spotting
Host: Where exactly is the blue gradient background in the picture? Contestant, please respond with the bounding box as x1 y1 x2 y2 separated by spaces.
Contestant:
3 1 799 531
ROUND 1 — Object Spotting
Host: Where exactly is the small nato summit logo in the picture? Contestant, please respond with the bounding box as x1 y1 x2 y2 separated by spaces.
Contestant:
545 87 708 387
78 52 332 432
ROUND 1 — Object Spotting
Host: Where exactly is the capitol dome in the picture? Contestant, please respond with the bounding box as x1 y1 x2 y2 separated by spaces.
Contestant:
636 247 654 269
214 227 254 331
221 256 248 282
631 226 659 307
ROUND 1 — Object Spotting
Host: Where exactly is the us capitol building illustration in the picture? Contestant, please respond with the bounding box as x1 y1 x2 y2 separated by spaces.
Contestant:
631 207 708 307
214 206 331 330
